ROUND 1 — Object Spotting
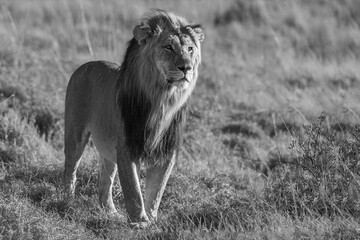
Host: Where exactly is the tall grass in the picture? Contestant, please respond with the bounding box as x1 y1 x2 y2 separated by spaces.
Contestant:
0 0 360 239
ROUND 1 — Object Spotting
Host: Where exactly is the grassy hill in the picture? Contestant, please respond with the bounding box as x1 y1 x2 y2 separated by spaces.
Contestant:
0 0 359 239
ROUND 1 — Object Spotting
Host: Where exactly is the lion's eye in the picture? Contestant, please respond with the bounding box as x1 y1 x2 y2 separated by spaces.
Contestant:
188 46 193 53
164 45 173 51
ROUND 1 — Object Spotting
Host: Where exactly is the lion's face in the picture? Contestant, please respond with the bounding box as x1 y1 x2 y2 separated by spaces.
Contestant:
133 11 204 92
154 30 201 91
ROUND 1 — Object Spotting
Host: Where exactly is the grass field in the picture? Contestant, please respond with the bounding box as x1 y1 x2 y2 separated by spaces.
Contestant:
0 0 360 239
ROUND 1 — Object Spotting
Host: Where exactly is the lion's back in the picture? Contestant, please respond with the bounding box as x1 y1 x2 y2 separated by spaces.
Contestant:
66 61 119 92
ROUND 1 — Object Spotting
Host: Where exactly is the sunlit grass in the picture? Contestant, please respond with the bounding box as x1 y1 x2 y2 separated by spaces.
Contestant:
1 0 360 239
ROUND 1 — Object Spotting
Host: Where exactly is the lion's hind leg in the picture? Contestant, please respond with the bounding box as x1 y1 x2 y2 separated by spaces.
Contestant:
63 126 90 196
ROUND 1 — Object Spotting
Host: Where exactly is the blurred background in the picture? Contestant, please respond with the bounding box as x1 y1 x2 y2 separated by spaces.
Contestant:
0 0 359 238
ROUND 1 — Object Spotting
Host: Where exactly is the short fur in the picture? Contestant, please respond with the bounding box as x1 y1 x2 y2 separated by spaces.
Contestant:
63 9 204 227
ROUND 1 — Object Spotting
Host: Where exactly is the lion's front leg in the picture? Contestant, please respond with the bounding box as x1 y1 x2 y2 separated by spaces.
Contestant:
117 147 149 227
144 153 176 221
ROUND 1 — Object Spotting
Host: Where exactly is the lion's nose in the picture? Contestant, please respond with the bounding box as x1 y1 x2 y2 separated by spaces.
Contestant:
177 64 192 74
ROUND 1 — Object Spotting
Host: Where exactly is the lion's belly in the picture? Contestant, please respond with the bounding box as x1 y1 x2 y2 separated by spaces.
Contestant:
89 113 118 163
91 132 117 162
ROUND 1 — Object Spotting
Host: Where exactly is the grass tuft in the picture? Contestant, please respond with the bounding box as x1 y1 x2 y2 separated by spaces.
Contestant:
265 114 360 218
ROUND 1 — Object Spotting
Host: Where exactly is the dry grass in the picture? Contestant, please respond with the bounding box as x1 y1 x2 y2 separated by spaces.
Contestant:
0 0 360 239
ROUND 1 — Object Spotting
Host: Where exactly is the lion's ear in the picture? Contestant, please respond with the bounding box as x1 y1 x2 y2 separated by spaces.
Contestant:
133 24 152 45
191 24 205 42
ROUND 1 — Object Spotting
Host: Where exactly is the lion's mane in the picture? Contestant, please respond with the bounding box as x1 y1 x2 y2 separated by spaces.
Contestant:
116 11 201 163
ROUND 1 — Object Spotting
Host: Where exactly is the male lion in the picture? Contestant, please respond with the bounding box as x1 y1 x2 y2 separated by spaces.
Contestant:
63 10 204 228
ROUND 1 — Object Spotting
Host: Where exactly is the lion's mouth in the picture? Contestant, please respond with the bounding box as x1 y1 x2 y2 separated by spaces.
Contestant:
167 78 189 84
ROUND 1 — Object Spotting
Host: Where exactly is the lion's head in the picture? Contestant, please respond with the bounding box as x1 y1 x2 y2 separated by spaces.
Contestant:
132 10 204 95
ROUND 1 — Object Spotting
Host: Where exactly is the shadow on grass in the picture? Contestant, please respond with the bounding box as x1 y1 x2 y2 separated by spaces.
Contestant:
329 122 358 133
141 231 178 240
167 199 259 232
228 107 302 138
85 218 118 238
45 199 75 220
221 122 261 138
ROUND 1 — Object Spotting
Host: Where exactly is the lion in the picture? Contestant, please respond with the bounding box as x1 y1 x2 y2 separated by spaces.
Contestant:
63 9 204 228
